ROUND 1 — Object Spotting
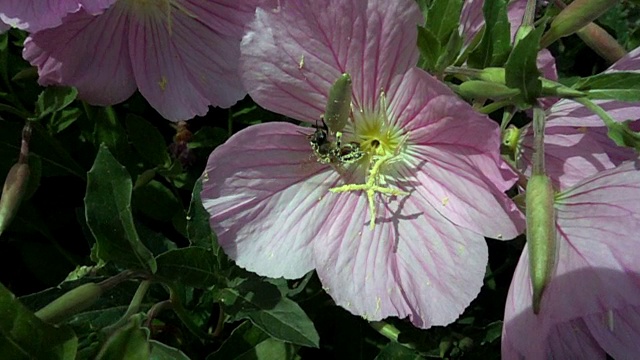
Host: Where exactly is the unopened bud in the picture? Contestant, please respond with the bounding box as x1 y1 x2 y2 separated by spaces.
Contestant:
541 0 617 48
476 67 506 84
458 80 520 100
324 73 352 134
0 163 30 235
35 282 104 324
525 174 557 314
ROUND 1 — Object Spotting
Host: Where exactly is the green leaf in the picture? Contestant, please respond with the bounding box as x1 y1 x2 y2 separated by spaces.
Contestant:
417 26 441 71
208 322 296 360
149 340 190 360
0 282 78 360
573 72 640 101
425 0 463 43
34 87 78 121
187 179 217 250
95 315 149 360
155 247 219 288
49 107 82 134
505 25 544 104
92 107 129 161
85 144 156 273
125 115 170 166
217 279 320 348
375 342 421 360
606 120 640 151
132 180 180 221
188 126 227 149
468 0 511 68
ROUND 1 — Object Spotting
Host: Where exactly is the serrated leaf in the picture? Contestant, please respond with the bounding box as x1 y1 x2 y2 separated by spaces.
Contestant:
85 145 156 273
218 280 319 348
149 340 190 360
34 86 78 120
155 247 219 288
505 25 544 103
187 179 217 250
95 316 149 360
126 115 170 166
574 72 640 101
468 0 511 68
0 282 78 360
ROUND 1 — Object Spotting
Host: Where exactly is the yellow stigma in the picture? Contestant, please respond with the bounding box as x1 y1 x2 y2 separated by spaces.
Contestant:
331 92 408 230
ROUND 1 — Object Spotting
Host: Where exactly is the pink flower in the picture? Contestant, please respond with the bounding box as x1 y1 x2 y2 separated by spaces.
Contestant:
514 47 640 190
502 160 640 359
201 0 524 328
0 0 114 32
22 0 259 121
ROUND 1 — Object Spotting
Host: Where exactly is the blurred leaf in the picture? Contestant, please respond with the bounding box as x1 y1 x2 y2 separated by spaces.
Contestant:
49 107 82 134
34 87 78 121
187 179 217 250
126 115 170 166
85 144 156 273
188 127 227 150
95 315 149 360
209 322 297 360
417 26 441 71
468 0 511 68
0 282 77 360
217 279 320 348
155 247 219 288
375 342 421 360
574 72 640 101
149 340 190 360
482 321 503 345
505 25 544 104
92 107 129 161
132 180 180 221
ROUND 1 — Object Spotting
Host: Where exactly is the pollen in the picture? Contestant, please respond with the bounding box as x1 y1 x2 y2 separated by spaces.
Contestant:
330 91 409 230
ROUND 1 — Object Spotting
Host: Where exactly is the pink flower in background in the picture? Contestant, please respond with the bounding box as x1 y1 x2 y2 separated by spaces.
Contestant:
515 46 640 189
502 160 640 359
0 0 114 32
201 0 524 329
23 0 259 121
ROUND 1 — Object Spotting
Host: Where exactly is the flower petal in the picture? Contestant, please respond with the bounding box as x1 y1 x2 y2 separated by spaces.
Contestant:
240 0 421 121
23 7 137 106
313 192 488 328
128 0 252 120
390 69 524 239
201 122 345 279
0 0 114 31
503 161 640 357
583 306 640 358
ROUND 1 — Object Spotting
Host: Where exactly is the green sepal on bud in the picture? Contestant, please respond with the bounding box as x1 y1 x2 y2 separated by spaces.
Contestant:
324 73 352 135
457 80 520 100
541 0 618 48
525 174 557 314
0 162 30 235
35 282 104 324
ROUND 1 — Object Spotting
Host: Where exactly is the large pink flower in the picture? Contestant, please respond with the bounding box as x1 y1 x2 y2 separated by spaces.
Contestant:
22 0 259 121
502 160 640 359
0 0 114 32
201 0 524 328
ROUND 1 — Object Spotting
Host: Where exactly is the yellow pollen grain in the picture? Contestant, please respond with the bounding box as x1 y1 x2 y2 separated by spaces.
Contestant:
441 196 449 206
158 76 168 91
298 55 305 69
375 297 381 314
607 310 615 332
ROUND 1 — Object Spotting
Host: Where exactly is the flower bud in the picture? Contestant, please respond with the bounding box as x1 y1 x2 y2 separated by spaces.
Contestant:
324 73 352 134
541 0 617 48
0 162 30 235
35 282 104 324
458 80 520 100
525 174 557 314
476 67 506 84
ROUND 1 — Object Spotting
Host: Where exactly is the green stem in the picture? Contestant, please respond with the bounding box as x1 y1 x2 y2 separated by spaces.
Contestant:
103 280 151 334
573 97 617 127
478 100 512 115
532 106 546 175
369 321 416 350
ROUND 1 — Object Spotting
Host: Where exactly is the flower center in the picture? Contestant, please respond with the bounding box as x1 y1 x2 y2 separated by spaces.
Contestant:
330 93 408 230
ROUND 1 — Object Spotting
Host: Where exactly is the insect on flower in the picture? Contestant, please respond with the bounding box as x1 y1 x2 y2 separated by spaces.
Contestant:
308 73 364 166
